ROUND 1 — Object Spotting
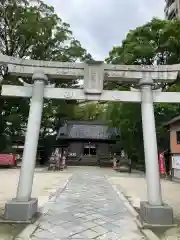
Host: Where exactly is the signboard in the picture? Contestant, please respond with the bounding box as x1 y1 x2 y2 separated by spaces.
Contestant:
84 62 104 94
172 155 180 170
69 153 76 157
158 152 166 174
69 125 110 139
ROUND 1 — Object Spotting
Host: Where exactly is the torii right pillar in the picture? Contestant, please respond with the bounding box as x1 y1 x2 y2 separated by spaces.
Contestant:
139 77 174 227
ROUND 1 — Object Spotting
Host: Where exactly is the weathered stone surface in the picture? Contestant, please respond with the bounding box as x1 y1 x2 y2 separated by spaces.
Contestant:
30 172 144 239
4 198 38 221
140 201 173 226
0 54 178 81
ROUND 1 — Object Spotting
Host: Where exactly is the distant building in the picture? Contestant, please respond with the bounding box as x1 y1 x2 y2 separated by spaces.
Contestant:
11 121 120 166
11 136 45 164
165 0 180 20
164 116 180 179
57 120 120 165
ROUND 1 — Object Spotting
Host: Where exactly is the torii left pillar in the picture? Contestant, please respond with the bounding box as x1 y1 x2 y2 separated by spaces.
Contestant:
4 72 48 221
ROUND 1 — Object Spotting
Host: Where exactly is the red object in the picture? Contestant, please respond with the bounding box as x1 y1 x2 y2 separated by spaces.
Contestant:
0 154 16 166
159 152 166 175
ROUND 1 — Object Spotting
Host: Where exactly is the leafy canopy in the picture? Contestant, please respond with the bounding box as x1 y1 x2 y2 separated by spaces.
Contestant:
106 18 180 163
0 0 92 152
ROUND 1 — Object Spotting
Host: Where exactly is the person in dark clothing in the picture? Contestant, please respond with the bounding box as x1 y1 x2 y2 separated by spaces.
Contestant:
128 158 132 174
164 150 171 178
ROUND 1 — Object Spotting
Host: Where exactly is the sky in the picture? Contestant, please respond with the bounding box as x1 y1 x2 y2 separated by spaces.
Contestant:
44 0 165 60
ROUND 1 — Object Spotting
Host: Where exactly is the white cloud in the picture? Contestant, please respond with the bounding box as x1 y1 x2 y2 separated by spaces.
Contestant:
44 0 165 60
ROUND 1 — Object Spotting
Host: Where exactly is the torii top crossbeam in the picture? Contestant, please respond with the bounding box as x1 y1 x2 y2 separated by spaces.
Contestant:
0 54 180 103
0 54 179 82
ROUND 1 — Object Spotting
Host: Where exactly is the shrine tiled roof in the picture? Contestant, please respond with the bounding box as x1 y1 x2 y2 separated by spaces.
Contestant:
57 121 119 140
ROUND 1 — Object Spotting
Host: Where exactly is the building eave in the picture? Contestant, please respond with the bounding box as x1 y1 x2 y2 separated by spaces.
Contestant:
162 116 180 127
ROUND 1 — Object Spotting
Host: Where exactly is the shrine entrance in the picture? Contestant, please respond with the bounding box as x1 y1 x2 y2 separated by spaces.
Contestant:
0 54 178 226
83 143 96 156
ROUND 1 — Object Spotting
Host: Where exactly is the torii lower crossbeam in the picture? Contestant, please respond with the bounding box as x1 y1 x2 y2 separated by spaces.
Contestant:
2 85 180 103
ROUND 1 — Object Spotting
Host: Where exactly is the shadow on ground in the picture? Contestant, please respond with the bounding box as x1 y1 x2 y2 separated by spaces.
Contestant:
0 207 27 239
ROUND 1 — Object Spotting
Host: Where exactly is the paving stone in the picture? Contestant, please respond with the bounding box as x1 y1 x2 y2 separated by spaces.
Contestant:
91 213 106 219
74 212 87 218
83 220 97 228
70 233 85 238
60 221 79 229
38 221 55 230
31 237 51 240
63 225 86 236
91 225 109 234
32 230 56 239
81 229 101 238
100 222 118 231
81 214 98 221
96 231 120 240
50 226 70 238
30 172 144 240
93 219 107 225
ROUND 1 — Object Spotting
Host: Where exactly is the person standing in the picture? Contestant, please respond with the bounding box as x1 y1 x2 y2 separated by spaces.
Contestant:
128 157 132 174
49 152 55 171
113 153 117 169
61 149 67 170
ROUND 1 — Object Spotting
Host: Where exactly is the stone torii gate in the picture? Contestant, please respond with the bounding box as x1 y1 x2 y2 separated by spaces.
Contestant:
0 55 179 226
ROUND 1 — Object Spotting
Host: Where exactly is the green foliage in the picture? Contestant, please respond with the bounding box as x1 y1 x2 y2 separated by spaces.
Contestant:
106 18 180 65
74 102 106 121
0 0 91 61
106 18 180 163
0 0 92 152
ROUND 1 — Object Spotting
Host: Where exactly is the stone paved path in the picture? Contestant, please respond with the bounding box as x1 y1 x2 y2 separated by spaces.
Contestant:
31 172 145 240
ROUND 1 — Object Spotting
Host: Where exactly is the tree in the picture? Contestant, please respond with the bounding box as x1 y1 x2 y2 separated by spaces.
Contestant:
0 0 92 152
74 102 106 121
106 18 180 66
106 18 180 164
0 0 91 61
